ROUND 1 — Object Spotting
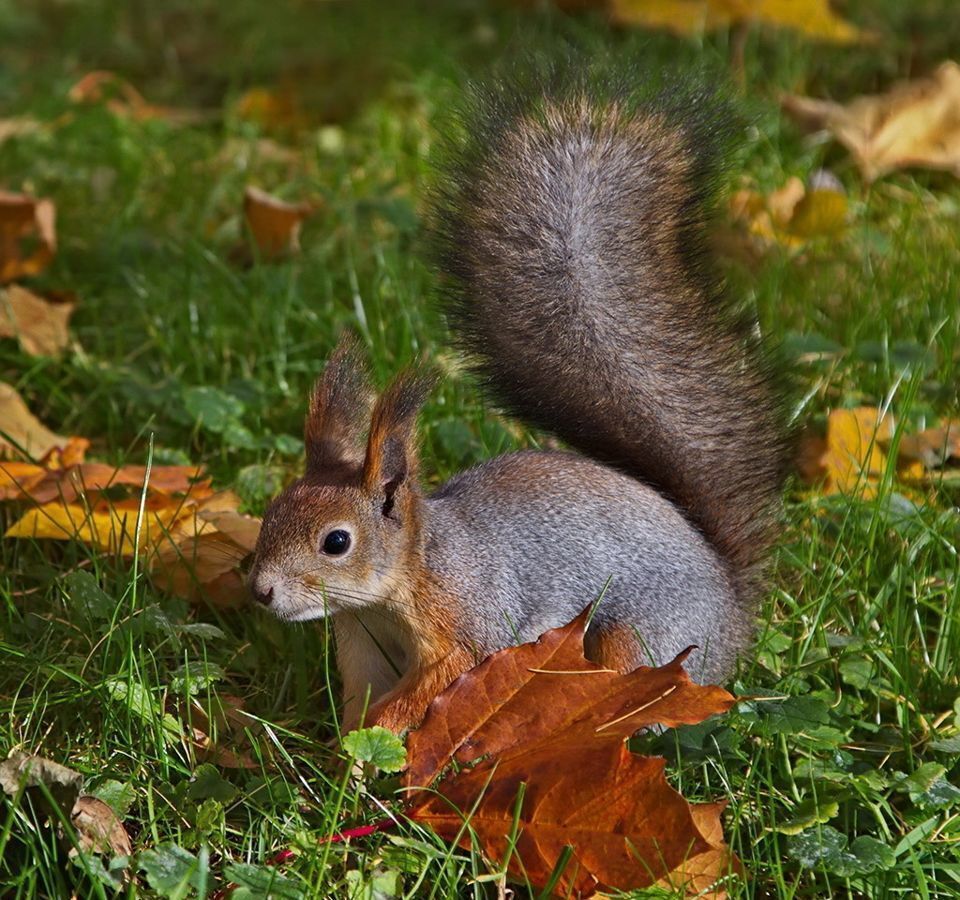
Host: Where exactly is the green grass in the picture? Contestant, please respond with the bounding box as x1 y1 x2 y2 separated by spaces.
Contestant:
2 0 959 896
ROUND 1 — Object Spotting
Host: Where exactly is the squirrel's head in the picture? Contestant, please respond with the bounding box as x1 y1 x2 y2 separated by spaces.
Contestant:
248 337 433 621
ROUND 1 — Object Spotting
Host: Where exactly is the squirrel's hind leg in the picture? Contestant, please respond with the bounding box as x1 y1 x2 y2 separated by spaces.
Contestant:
587 622 655 674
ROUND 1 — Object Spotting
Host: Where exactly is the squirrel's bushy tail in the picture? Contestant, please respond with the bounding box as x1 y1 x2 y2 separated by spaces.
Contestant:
434 63 790 603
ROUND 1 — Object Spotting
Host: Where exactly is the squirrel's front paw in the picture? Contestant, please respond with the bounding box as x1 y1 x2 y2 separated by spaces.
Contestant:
364 696 423 735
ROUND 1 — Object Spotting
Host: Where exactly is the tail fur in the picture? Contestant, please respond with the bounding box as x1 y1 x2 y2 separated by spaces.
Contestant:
434 62 790 603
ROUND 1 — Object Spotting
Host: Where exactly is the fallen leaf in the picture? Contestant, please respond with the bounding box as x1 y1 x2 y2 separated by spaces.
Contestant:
783 61 960 181
0 752 83 799
0 393 255 604
0 753 132 862
610 0 863 44
5 498 192 555
894 421 960 469
0 460 46 499
0 382 70 459
0 190 56 282
798 407 926 496
0 117 41 144
234 86 308 133
0 751 84 833
0 284 77 356
68 70 206 125
71 795 133 857
151 506 261 607
243 186 315 260
656 801 734 894
403 612 738 895
181 694 260 769
820 407 889 495
730 174 847 249
8 461 208 505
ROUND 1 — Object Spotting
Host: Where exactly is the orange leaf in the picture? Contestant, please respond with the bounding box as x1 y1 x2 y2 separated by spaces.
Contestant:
0 191 56 283
234 86 308 134
151 503 260 607
243 186 315 259
0 461 46 500
404 612 738 895
5 462 208 505
0 285 77 356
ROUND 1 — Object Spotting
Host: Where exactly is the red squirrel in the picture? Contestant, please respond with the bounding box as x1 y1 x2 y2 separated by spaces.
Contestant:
248 65 789 733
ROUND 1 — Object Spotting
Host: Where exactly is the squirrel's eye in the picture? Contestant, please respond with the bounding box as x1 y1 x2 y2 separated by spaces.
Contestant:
322 529 352 556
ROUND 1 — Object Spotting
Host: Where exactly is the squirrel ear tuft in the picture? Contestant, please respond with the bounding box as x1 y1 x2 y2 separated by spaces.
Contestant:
362 368 435 509
305 335 373 474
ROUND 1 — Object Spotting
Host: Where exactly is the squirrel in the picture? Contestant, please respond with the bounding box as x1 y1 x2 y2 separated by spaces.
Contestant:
248 65 790 734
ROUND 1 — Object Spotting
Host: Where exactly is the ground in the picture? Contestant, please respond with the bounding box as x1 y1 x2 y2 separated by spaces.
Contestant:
1 0 959 896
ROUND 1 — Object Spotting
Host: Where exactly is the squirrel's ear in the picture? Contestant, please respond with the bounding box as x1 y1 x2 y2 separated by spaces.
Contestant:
362 368 434 512
305 336 373 474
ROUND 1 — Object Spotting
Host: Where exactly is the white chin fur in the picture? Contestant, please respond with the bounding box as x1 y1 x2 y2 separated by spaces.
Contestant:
271 604 330 623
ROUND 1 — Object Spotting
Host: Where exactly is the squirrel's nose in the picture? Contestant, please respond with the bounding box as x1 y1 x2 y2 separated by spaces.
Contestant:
249 575 274 607
252 584 274 606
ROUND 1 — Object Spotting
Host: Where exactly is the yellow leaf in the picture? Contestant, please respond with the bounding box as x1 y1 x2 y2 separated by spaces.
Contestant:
729 175 847 249
0 285 77 356
787 188 848 239
610 0 713 35
783 61 960 181
5 500 191 555
821 407 890 496
610 0 863 43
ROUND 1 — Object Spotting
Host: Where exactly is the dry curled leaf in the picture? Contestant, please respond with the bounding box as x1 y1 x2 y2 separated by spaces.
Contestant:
895 421 960 470
71 795 133 857
180 693 261 769
151 505 261 607
610 0 863 44
403 612 738 896
243 186 316 259
0 753 132 861
0 284 77 356
783 61 960 181
0 382 73 459
0 751 82 800
0 190 56 283
69 70 206 125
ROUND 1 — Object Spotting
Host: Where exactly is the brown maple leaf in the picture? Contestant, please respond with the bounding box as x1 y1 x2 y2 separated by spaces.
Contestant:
403 611 739 896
